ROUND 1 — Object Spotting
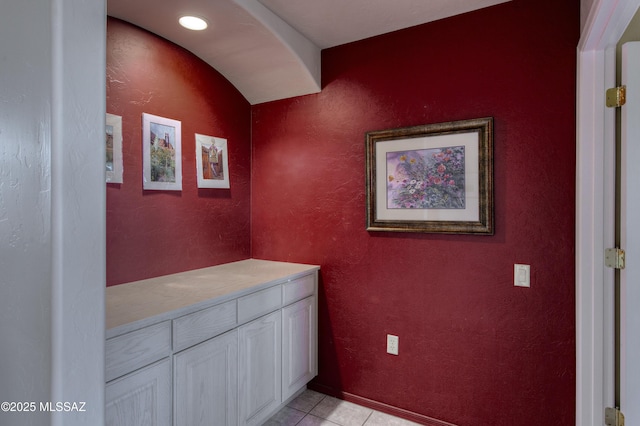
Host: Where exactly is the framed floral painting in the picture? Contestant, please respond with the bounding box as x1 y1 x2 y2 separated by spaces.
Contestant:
365 117 493 234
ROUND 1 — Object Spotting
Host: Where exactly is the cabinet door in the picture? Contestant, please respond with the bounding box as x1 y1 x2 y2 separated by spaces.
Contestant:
282 296 317 401
106 358 172 426
238 311 282 426
174 329 238 426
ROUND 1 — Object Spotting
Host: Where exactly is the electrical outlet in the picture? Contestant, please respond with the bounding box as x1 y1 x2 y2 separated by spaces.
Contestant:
387 334 399 355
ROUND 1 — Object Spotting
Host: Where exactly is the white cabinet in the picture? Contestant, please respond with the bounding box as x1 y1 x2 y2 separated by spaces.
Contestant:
106 260 319 426
174 330 238 426
282 296 317 401
238 311 282 426
106 358 172 426
105 321 172 426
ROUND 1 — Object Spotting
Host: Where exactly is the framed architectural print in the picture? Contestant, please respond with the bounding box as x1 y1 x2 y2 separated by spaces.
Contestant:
106 113 123 184
142 113 182 191
366 117 493 234
195 134 229 189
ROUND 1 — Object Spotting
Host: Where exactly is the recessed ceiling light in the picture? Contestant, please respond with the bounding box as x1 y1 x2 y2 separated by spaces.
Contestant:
179 16 208 31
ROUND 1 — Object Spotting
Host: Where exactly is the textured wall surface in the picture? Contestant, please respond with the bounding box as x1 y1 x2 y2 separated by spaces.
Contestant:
1 0 106 424
0 4 53 424
106 18 251 286
251 0 579 425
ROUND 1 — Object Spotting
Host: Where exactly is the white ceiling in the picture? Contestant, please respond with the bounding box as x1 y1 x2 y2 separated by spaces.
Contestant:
107 0 510 105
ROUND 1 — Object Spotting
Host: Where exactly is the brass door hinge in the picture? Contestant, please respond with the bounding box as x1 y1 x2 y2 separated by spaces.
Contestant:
605 407 625 426
606 86 627 108
605 248 626 270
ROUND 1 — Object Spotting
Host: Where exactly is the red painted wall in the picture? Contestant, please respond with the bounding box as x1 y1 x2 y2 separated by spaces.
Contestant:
106 18 251 286
251 1 578 425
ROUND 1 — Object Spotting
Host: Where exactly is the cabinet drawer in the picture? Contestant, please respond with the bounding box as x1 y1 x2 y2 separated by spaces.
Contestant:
238 285 281 323
106 321 171 382
282 274 316 306
173 300 237 352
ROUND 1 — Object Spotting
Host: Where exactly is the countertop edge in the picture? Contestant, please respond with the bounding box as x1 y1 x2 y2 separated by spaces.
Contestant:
106 259 320 339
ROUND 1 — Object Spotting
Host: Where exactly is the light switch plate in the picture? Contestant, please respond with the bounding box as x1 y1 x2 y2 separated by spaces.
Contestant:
387 334 399 355
514 264 530 287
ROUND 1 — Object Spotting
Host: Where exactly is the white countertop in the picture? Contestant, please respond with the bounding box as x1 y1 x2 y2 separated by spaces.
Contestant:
106 259 319 338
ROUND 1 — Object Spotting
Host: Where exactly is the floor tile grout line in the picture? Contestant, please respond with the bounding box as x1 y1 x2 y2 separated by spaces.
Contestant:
308 394 326 414
290 406 307 415
281 390 420 426
288 406 307 424
294 412 341 426
361 410 374 426
288 391 325 413
293 412 304 426
288 390 328 425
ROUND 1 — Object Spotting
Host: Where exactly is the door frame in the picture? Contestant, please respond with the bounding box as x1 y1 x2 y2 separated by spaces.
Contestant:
577 0 640 424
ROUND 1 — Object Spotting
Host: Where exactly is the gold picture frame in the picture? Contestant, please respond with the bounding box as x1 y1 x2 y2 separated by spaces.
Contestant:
366 117 493 234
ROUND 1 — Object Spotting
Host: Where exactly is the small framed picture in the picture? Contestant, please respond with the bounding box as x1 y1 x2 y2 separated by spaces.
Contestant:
366 117 493 234
195 133 229 189
106 113 123 184
142 113 182 191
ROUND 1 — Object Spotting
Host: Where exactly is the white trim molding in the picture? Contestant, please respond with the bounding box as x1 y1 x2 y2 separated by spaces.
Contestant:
51 0 106 424
576 0 640 425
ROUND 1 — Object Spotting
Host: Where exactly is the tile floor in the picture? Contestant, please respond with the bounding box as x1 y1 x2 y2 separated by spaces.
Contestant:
263 389 421 426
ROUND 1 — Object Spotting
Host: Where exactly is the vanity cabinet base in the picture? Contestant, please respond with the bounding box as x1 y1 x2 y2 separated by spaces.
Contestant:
105 260 319 426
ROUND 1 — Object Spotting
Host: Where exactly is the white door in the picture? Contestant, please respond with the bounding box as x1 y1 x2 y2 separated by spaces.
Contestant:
174 330 238 426
619 40 640 423
238 311 282 426
282 296 317 401
105 359 172 426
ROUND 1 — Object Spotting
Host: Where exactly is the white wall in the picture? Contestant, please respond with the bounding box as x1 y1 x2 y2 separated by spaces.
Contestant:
0 0 106 425
0 3 53 422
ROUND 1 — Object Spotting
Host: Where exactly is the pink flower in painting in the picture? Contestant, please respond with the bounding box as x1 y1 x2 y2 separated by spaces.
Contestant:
388 145 465 210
